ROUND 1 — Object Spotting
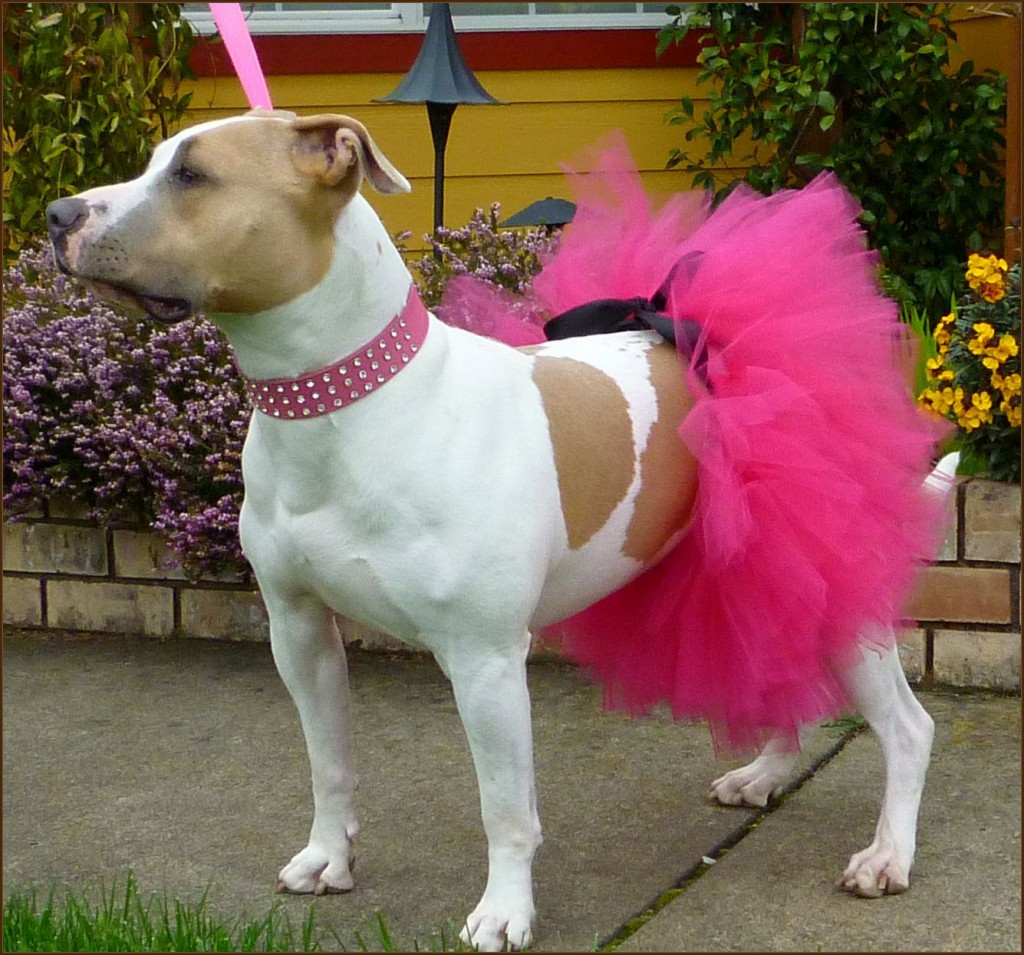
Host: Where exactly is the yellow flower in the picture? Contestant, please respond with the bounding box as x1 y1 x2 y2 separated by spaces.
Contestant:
956 409 983 431
919 386 958 417
925 354 944 380
939 310 956 325
966 252 1008 280
982 356 1001 371
995 334 1019 359
1001 373 1022 397
934 325 952 348
968 322 996 355
955 391 995 431
966 254 1009 302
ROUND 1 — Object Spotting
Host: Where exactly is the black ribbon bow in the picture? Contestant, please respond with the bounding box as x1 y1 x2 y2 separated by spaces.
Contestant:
543 251 710 385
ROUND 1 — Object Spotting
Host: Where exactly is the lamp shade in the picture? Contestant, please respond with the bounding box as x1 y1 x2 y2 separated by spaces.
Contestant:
501 197 577 229
377 3 503 106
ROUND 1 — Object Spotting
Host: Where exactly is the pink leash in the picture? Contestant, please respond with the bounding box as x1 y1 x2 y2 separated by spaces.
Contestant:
208 3 273 109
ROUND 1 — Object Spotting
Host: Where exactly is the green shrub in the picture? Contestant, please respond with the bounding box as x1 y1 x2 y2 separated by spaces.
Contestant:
2 2 196 259
659 2 1007 317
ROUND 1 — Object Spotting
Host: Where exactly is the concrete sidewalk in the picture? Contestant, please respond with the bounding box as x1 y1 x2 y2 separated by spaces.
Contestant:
2 632 1020 952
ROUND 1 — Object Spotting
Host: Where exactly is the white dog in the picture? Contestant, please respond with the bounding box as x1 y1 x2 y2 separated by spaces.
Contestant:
46 110 952 951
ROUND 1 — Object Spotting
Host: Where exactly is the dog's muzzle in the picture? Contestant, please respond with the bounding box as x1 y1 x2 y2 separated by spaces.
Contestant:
44 197 194 325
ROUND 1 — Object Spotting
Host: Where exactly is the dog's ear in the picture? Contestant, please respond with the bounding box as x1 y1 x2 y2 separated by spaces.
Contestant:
291 114 411 195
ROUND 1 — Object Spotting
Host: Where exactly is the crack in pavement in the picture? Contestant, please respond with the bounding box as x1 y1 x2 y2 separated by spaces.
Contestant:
595 723 867 952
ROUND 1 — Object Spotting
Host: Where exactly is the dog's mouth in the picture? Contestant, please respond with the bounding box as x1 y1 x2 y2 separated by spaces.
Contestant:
81 279 195 325
49 243 196 325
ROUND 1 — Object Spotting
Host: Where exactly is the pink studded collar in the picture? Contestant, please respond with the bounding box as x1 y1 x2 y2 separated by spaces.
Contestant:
244 285 429 420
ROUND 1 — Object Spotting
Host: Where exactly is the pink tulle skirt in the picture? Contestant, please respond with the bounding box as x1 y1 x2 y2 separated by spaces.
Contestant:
438 134 949 752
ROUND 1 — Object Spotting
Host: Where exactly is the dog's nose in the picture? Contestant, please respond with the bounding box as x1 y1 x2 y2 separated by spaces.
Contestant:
45 197 89 239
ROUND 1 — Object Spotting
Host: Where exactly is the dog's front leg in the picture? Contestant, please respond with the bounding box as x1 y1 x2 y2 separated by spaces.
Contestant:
440 635 541 952
266 594 358 895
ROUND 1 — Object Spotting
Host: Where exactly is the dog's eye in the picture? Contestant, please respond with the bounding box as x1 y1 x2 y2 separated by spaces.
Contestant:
172 164 205 187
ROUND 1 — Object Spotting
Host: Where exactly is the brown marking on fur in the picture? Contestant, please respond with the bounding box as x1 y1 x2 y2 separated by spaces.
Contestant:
623 343 700 563
532 356 635 550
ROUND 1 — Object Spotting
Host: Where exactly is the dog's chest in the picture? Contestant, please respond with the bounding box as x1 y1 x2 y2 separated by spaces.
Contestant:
236 327 700 639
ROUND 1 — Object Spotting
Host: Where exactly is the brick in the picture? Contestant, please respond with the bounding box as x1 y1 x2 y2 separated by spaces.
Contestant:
895 627 927 683
933 628 1021 691
180 588 268 642
907 565 1013 624
2 522 108 576
113 529 186 580
47 579 174 637
964 479 1021 563
2 575 43 627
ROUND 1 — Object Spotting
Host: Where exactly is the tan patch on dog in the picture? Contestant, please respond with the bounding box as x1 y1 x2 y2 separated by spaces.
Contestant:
179 120 343 312
533 357 635 550
623 343 699 563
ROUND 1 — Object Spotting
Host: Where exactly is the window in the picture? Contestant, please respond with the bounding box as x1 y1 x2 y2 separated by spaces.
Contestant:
182 2 675 35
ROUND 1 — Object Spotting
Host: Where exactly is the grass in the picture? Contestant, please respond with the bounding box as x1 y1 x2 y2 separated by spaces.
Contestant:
820 713 869 738
2 871 471 952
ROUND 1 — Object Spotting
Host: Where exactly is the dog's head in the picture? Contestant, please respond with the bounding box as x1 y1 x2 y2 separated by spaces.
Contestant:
45 111 410 322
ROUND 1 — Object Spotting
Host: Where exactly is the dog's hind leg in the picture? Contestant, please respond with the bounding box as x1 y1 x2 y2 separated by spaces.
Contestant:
437 632 541 952
267 596 359 896
837 632 934 898
708 724 817 808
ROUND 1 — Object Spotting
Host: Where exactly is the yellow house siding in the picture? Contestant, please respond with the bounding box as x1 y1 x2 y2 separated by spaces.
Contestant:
950 8 1015 78
181 65 707 248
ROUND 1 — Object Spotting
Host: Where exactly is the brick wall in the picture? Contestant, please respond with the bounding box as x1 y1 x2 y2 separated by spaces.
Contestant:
902 478 1021 690
3 499 261 641
1 499 400 650
4 481 1021 689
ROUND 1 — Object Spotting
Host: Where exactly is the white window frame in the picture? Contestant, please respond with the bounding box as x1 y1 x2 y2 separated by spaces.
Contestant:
182 3 676 36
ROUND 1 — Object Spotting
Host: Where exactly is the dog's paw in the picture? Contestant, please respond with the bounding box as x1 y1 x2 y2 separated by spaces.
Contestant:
708 763 783 808
837 843 910 898
276 842 355 895
460 899 534 952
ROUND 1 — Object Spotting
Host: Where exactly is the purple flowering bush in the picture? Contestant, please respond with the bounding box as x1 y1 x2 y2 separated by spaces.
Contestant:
411 203 558 308
4 213 553 580
3 243 249 578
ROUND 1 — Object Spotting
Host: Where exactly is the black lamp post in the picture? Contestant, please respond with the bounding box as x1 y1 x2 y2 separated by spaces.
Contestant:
377 3 503 232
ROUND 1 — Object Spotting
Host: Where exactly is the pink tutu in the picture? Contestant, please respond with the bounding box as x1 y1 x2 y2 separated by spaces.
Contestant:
438 134 950 752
